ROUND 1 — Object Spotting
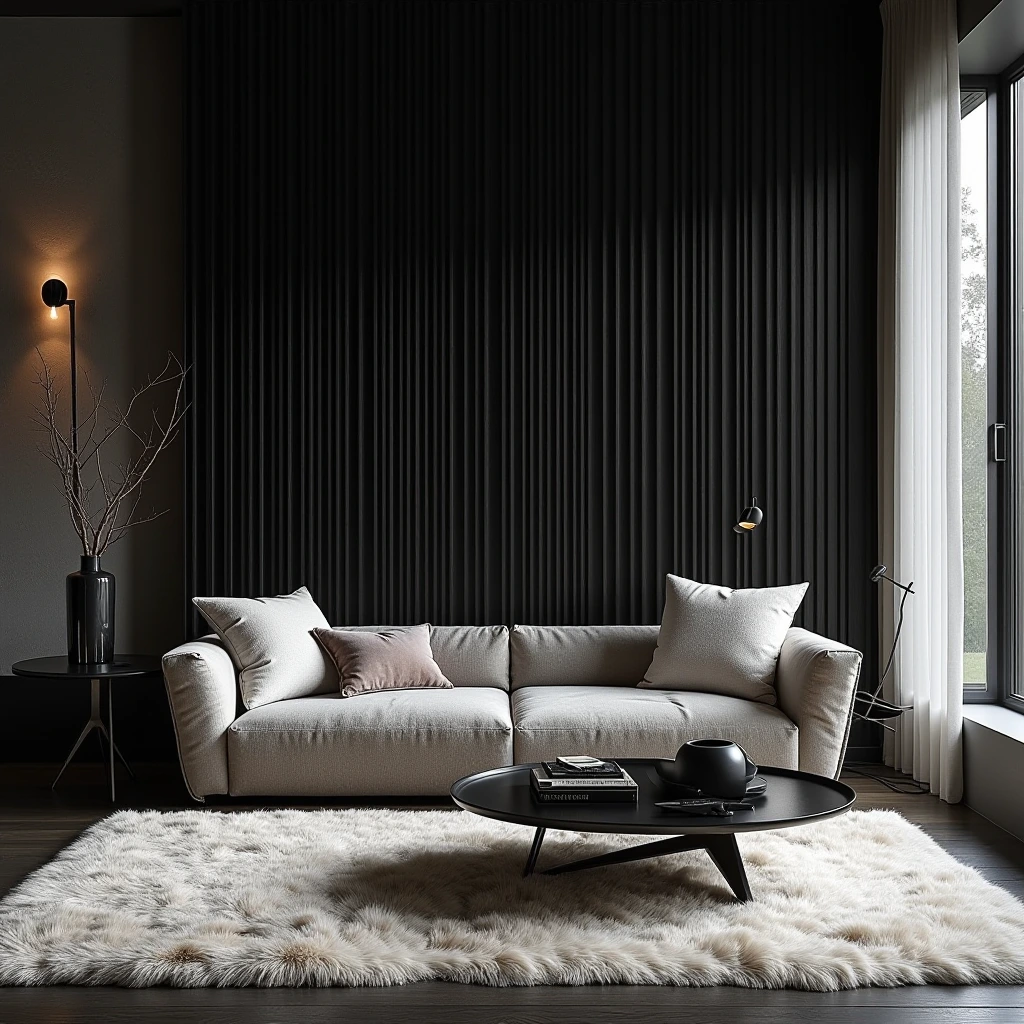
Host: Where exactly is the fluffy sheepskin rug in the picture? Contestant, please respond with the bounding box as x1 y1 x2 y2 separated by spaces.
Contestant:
2 807 1024 989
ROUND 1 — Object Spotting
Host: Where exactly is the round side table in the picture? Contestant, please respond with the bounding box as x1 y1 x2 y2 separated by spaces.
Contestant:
12 655 162 802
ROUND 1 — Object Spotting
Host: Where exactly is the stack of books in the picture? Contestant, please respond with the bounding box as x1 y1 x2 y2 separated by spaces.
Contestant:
530 759 638 803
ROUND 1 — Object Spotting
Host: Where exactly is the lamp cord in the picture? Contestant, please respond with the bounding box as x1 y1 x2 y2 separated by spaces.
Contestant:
843 763 930 794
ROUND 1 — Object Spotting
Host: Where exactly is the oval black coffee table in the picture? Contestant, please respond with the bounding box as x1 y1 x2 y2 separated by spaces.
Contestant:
451 759 856 902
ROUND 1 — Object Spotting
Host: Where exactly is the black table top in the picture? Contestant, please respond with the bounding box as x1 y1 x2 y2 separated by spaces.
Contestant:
11 656 162 679
451 760 856 836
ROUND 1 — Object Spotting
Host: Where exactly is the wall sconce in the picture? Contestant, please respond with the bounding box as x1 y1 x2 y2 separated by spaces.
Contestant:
41 278 80 500
733 496 763 534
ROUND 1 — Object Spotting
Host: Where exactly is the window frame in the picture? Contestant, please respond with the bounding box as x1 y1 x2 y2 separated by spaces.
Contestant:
1001 54 1024 711
963 52 1024 710
961 74 1000 704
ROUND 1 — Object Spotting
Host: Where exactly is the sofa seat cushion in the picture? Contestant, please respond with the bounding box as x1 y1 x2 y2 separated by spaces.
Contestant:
228 688 512 796
511 685 798 768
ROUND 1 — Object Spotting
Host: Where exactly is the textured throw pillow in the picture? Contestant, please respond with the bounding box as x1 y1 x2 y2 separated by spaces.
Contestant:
192 587 337 710
638 574 809 705
312 624 453 697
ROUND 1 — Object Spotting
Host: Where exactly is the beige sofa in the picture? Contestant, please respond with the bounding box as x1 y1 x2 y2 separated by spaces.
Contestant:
162 624 862 801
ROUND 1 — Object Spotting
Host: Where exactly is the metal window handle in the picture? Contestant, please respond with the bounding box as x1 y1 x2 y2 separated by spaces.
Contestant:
992 423 1007 463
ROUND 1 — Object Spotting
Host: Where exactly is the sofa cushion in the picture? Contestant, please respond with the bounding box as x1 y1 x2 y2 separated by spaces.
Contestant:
511 685 798 767
193 587 337 709
639 575 809 705
510 625 659 689
312 624 453 696
332 625 509 690
227 687 512 796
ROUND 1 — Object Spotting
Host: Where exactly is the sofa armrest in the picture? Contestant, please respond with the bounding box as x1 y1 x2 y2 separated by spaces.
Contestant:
774 627 863 780
162 636 238 801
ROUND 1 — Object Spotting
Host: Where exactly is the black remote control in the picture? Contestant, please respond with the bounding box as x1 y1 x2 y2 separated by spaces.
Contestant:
655 798 753 816
656 798 723 809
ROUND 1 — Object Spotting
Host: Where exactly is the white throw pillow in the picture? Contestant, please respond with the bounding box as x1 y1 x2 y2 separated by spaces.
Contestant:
638 574 809 705
192 587 338 709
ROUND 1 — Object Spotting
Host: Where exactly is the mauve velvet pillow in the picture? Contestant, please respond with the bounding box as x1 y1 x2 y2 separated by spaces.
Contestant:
311 624 453 697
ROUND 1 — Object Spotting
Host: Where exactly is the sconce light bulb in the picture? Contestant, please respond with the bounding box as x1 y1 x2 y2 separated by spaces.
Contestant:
50 306 57 319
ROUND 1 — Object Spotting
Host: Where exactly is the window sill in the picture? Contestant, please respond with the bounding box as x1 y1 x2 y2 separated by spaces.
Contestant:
963 704 1024 742
963 706 1024 839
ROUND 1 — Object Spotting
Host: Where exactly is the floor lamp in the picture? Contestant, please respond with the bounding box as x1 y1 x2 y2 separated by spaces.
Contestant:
854 564 915 730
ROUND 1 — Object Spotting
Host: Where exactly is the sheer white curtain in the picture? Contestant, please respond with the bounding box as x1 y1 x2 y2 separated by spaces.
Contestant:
877 0 963 802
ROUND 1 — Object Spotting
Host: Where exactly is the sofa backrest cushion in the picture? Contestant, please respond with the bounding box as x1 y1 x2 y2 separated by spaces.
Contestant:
637 574 808 705
331 625 509 690
510 625 659 689
193 587 338 709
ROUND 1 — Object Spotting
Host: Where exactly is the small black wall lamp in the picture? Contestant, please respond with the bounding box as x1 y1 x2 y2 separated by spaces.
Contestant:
733 496 763 534
41 278 80 502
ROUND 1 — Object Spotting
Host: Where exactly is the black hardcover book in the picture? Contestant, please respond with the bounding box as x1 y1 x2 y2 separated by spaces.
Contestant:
531 788 638 804
540 760 623 778
530 769 637 804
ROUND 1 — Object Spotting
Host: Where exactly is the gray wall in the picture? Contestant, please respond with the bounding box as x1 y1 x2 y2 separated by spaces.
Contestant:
0 17 183 760
958 0 1004 42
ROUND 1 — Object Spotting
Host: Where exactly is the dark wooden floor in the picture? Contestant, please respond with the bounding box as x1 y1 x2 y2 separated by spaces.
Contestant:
2 762 1024 1023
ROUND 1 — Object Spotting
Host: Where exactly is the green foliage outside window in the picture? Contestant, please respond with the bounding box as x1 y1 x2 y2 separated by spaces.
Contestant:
961 186 987 677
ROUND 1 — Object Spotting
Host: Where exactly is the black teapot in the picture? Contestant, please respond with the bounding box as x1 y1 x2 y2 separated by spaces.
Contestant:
656 739 758 800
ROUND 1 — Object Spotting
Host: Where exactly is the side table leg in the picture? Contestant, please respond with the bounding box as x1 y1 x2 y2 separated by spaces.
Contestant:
52 678 104 791
94 681 134 803
522 827 547 877
111 740 136 779
107 679 115 802
52 720 96 790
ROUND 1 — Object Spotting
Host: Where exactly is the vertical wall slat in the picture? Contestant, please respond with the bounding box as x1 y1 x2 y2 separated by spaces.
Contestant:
184 0 880 671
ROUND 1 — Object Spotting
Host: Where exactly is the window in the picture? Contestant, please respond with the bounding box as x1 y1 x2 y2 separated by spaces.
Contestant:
960 88 990 692
962 53 1024 708
1011 63 1024 701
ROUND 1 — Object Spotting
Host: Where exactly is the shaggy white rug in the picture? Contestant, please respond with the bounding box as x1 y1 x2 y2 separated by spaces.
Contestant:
1 808 1024 989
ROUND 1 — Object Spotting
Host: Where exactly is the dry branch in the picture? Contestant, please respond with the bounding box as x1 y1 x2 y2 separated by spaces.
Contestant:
33 352 189 556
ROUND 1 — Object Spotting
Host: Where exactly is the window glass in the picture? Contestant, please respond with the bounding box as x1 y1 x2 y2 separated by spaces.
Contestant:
960 97 988 689
1013 75 1024 698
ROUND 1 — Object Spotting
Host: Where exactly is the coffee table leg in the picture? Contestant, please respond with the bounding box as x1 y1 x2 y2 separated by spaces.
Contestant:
543 833 710 875
522 827 547 877
543 832 754 902
704 834 752 903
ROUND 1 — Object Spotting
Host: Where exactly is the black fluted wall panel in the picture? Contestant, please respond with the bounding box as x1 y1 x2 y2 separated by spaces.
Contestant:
185 1 880 662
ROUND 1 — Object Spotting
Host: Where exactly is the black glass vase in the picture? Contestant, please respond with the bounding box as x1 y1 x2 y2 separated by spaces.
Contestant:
67 555 115 665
